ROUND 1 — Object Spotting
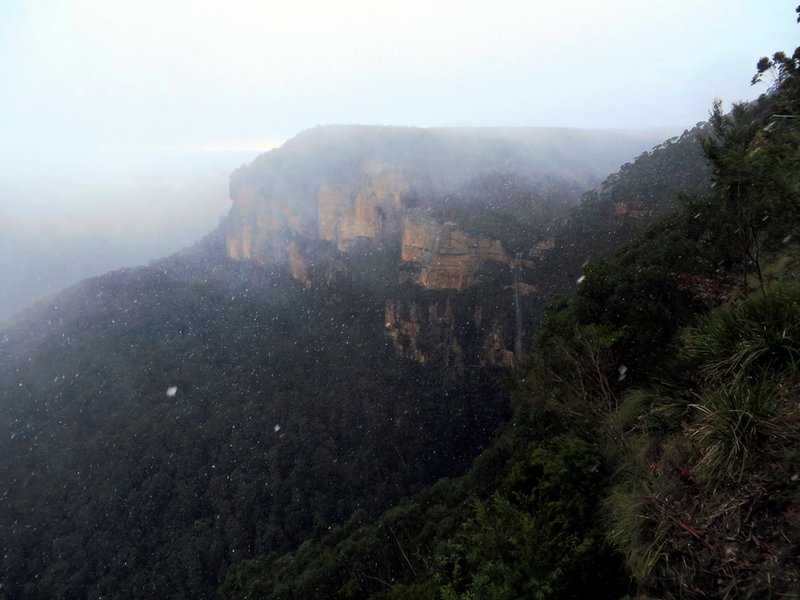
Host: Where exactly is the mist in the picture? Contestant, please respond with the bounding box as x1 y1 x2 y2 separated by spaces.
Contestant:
0 148 262 320
1 3 799 597
0 123 681 321
1 1 795 316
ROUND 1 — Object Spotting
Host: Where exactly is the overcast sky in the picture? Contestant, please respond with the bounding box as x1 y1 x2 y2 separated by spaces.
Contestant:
0 0 797 225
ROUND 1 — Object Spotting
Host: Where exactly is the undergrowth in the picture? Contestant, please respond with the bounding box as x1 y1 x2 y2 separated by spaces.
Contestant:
686 285 800 381
606 281 800 599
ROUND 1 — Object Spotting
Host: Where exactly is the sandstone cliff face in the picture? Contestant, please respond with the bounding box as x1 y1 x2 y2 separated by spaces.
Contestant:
224 168 551 368
384 299 514 370
231 188 552 368
221 127 574 370
226 166 520 292
317 169 405 251
227 165 406 262
400 215 509 290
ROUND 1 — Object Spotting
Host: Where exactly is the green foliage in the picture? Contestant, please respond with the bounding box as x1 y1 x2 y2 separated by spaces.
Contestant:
534 227 700 395
689 379 784 481
221 475 478 600
524 321 621 426
256 34 800 600
434 435 623 600
221 78 799 599
429 171 574 254
221 411 630 600
752 30 800 113
0 257 509 600
604 279 800 597
605 484 664 585
700 38 800 291
686 284 800 380
546 35 800 595
536 125 712 283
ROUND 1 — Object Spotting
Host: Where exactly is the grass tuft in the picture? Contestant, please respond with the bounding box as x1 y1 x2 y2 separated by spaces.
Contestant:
689 378 783 482
685 284 800 380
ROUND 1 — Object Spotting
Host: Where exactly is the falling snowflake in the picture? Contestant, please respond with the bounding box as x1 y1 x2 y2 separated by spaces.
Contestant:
166 386 178 397
273 424 281 432
576 275 586 284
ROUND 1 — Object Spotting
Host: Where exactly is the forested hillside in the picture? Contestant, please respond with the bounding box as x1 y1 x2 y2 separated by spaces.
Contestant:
0 124 690 598
1 17 796 600
0 246 511 599
222 34 800 600
0 87 721 600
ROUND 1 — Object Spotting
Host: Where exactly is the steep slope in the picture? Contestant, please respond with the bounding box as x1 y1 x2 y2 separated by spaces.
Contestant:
221 44 800 600
222 125 686 369
216 129 718 598
0 241 508 599
0 126 705 599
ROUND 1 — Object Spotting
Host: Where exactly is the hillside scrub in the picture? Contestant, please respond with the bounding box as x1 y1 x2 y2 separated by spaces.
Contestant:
222 31 800 598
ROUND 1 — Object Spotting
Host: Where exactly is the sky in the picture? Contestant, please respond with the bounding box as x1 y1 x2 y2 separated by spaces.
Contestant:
0 0 797 247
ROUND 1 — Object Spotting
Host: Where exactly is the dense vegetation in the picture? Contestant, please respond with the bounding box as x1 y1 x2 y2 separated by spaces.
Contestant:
222 30 800 600
1 18 797 600
428 171 575 255
0 132 705 599
0 247 510 599
0 85 718 600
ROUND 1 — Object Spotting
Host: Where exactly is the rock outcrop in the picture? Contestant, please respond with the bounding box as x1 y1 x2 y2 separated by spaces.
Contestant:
225 163 530 292
317 168 405 251
220 125 664 368
384 298 515 370
400 215 509 290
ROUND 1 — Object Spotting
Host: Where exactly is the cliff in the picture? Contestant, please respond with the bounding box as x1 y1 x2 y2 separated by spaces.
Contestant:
221 125 668 367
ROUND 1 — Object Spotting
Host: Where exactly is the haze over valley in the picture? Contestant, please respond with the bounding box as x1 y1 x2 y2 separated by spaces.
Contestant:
2 2 794 318
1 2 799 599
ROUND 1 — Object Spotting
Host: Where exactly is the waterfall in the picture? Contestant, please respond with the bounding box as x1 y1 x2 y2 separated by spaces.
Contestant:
513 252 523 358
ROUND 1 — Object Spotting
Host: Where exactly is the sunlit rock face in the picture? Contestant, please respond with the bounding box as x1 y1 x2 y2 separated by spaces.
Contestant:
223 124 662 275
226 163 516 290
224 156 525 366
224 134 524 290
317 167 406 251
400 215 509 290
226 172 519 292
221 124 666 367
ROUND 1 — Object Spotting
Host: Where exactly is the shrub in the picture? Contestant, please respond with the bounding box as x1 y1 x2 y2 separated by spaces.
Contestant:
689 378 783 481
685 284 800 380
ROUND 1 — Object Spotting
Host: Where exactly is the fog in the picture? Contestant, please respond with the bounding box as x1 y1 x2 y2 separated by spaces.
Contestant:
0 149 262 319
0 1 796 318
1 4 799 598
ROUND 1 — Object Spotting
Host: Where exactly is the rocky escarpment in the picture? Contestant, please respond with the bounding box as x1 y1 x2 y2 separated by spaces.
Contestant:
225 160 519 293
400 215 509 290
384 298 516 369
225 165 532 366
221 125 667 367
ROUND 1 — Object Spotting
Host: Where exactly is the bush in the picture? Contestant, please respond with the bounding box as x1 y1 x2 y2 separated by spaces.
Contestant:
689 378 783 481
686 284 800 380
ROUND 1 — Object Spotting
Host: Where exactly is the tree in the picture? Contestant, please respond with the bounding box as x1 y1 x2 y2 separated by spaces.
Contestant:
700 100 771 291
699 8 800 294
